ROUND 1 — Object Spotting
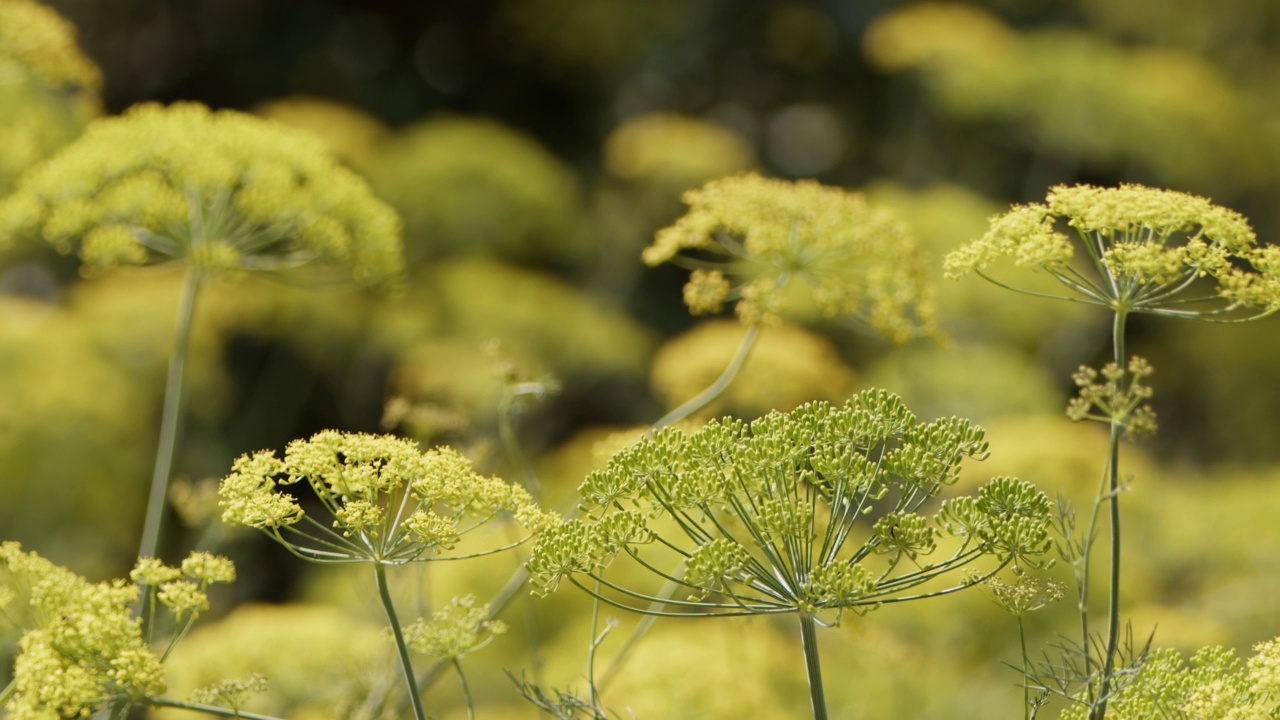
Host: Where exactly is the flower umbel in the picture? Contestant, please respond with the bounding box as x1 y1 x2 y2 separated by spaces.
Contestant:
0 101 403 284
644 172 938 339
401 595 508 662
527 389 1052 621
945 183 1280 320
218 430 558 564
1066 356 1158 439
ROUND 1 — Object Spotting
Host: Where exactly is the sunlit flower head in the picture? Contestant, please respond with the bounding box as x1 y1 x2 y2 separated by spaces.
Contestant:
644 172 938 340
0 101 403 284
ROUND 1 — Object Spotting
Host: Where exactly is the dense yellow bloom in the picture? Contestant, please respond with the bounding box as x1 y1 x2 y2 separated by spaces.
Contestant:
0 0 101 91
603 112 755 186
0 543 166 718
945 183 1280 320
0 101 403 283
219 430 558 564
644 173 937 339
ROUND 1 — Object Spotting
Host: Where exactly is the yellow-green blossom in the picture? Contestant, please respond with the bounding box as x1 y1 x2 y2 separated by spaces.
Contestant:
0 0 102 91
603 112 755 186
644 172 937 339
945 183 1280 320
1 542 166 718
0 101 402 283
253 95 389 170
401 595 507 661
528 390 1052 619
218 430 558 564
189 673 268 713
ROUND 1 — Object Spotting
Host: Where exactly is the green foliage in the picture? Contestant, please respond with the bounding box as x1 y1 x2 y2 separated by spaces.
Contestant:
529 390 1052 621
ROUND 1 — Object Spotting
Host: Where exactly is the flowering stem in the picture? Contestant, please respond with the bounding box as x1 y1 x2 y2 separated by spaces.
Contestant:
799 612 828 720
375 562 427 720
138 265 203 561
1091 310 1128 720
146 696 287 720
650 323 761 430
452 659 475 720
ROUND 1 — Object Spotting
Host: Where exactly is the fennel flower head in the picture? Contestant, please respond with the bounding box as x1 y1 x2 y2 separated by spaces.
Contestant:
0 0 101 91
0 101 402 283
218 431 560 564
527 390 1053 622
945 183 1280 321
643 172 938 340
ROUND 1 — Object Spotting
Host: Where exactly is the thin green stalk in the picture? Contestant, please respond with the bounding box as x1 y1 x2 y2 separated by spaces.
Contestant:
587 582 605 710
138 266 203 562
1018 616 1031 720
1091 310 1129 720
0 679 15 706
650 323 761 430
452 659 475 720
375 562 427 720
799 612 828 720
147 696 287 720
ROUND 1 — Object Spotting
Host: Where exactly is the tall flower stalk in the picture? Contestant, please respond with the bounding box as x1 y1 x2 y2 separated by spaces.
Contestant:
528 390 1053 719
0 101 405 563
945 183 1280 719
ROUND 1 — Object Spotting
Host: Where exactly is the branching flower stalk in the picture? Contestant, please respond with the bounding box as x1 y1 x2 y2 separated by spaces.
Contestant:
0 101 405 563
946 183 1280 719
218 431 559 720
528 390 1054 719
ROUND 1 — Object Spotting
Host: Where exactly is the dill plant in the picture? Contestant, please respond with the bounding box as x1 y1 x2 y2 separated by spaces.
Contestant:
0 101 404 563
528 389 1054 719
946 183 1280 719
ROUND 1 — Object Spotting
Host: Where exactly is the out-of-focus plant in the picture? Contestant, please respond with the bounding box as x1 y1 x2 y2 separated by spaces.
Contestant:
0 0 101 196
366 117 586 267
864 3 1271 192
603 113 755 189
0 543 265 720
946 183 1280 719
528 389 1053 719
643 172 937 428
217 430 559 720
253 95 390 172
649 319 856 421
0 100 404 563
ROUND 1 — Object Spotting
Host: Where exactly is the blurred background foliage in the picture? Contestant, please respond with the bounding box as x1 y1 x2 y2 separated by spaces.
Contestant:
3 0 1280 717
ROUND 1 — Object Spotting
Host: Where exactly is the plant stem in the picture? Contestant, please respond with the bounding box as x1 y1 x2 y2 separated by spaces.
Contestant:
452 660 475 720
650 323 761 430
1091 310 1128 720
138 266 203 562
375 562 427 720
147 696 287 720
799 612 828 720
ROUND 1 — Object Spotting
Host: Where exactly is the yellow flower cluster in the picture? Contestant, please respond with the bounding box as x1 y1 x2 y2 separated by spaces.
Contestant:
945 183 1280 319
603 112 755 186
253 95 389 170
1 542 165 719
864 3 1269 190
0 0 101 91
644 172 938 339
0 101 403 283
401 594 507 662
219 430 558 564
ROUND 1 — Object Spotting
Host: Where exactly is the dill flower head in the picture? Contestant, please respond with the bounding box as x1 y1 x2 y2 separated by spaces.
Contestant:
945 183 1280 320
527 389 1052 621
252 95 389 171
644 172 938 340
603 112 755 186
218 430 559 564
0 0 102 91
400 594 507 662
366 116 585 265
0 542 166 718
0 101 403 283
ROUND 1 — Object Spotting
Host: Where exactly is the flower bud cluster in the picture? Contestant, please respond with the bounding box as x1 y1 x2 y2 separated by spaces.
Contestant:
401 595 507 662
1066 356 1158 438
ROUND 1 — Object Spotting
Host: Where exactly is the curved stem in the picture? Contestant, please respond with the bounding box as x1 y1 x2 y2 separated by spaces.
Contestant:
1091 311 1128 720
138 266 203 562
799 612 828 720
146 696 287 720
650 323 762 430
452 660 475 720
375 562 427 720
